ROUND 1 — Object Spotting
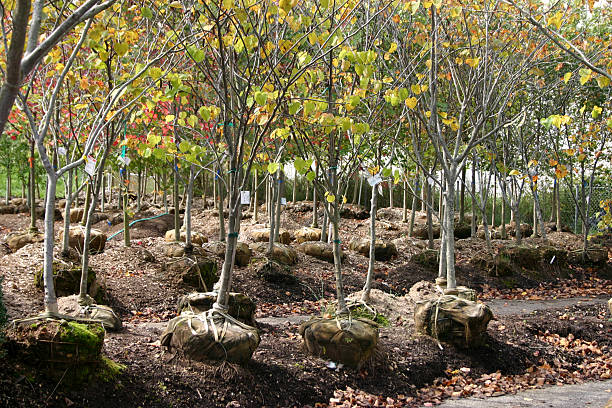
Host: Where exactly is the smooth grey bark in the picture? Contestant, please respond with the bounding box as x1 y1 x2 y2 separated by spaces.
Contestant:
312 164 319 227
42 176 59 312
438 196 447 280
459 160 466 223
101 170 106 212
402 180 408 223
292 173 297 202
217 167 225 242
136 169 142 212
173 159 180 241
361 182 378 302
267 171 278 253
28 141 37 232
555 180 561 232
273 171 283 243
122 164 130 247
426 182 434 249
183 165 195 248
471 160 476 237
253 170 259 223
79 147 110 301
408 177 419 236
5 163 10 204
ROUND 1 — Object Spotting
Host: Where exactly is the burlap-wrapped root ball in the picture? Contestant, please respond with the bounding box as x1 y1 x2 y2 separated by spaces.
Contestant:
58 295 122 331
299 317 379 369
160 311 260 364
414 295 493 348
177 292 256 327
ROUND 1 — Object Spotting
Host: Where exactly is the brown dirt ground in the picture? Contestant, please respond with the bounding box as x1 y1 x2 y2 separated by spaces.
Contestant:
0 201 611 407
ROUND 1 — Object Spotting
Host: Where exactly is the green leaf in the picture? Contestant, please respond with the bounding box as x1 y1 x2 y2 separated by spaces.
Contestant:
306 170 316 182
294 158 307 174
114 42 129 57
289 102 300 115
147 134 161 145
268 162 280 174
382 168 392 177
198 106 211 121
255 91 268 106
179 141 190 153
141 7 153 18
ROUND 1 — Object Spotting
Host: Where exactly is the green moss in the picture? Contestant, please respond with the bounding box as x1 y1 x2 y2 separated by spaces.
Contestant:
98 356 126 382
58 321 104 361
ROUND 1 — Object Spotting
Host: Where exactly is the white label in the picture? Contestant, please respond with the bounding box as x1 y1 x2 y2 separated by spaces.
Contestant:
427 176 435 185
240 190 250 205
84 156 96 176
281 197 287 205
367 174 383 186
377 183 383 195
117 155 131 167
57 147 67 156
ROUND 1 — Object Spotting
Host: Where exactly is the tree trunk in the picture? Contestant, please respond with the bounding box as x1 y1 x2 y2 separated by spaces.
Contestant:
471 160 476 237
217 168 225 241
61 169 72 255
357 174 363 206
80 181 91 226
402 180 408 223
321 201 328 242
29 141 37 232
42 174 59 313
549 181 557 223
292 173 297 203
444 180 457 290
273 171 283 242
173 159 181 241
136 168 142 212
101 171 106 213
408 177 418 237
459 167 466 222
438 193 447 280
361 183 377 302
122 165 131 247
267 171 278 253
389 181 394 209
183 165 195 249
5 163 11 204
253 170 259 223
312 179 319 227
555 180 562 232
426 181 434 249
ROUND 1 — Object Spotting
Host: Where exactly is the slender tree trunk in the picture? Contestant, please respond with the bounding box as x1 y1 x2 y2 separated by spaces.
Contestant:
101 171 106 213
273 171 283 242
471 160 476 237
352 173 359 204
361 183 377 302
330 202 347 315
555 180 562 231
426 182 434 249
217 167 225 241
29 141 37 232
253 170 259 223
444 179 457 290
438 194 447 281
409 177 418 236
358 174 363 207
312 179 319 227
421 176 427 212
491 177 496 228
136 168 142 212
267 171 278 253
292 173 297 203
81 182 91 226
402 180 408 223
460 168 466 222
389 181 394 209
122 165 130 247
184 165 195 249
5 163 11 204
42 174 59 313
321 202 328 242
173 159 180 241
61 169 73 255
549 181 557 222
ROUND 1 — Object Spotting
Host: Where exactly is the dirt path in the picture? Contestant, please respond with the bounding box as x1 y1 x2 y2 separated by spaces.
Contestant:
436 379 612 407
256 296 610 326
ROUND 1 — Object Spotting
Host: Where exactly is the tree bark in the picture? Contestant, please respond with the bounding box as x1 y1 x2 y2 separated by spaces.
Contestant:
361 182 378 302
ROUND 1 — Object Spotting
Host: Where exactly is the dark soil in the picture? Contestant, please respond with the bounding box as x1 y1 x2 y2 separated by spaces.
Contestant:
1 202 611 407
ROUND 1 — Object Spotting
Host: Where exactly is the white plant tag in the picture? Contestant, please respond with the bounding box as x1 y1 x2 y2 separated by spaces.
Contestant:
240 191 250 205
84 156 96 176
368 174 382 186
427 176 435 185
377 183 383 195
57 147 67 156
281 197 287 205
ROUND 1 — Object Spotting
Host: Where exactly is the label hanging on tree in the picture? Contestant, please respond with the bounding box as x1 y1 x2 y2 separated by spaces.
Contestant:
378 184 383 195
240 190 250 205
367 174 383 186
57 146 67 156
427 176 435 185
281 197 287 205
84 156 96 176
117 155 131 167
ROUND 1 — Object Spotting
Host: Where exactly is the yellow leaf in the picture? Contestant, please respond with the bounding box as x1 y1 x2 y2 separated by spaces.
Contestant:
597 76 610 88
411 0 420 14
509 169 520 176
388 42 397 53
342 195 347 204
465 57 480 68
564 148 575 156
563 72 572 83
527 159 538 167
577 153 586 162
405 97 417 110
549 159 558 166
326 194 335 203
